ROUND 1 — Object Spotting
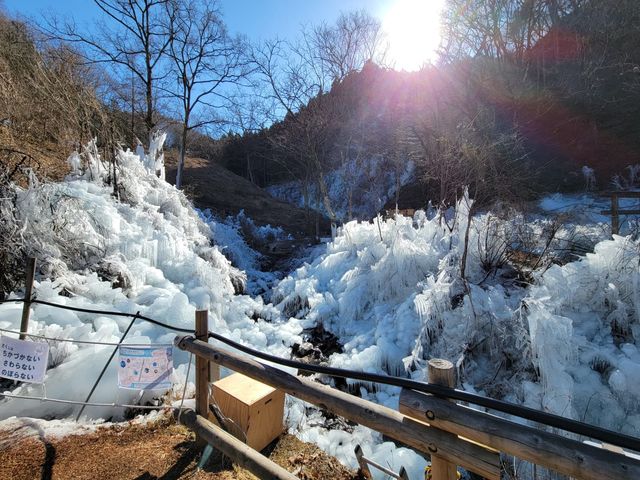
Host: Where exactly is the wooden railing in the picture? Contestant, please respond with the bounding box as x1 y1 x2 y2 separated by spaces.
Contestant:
174 316 640 480
602 191 640 235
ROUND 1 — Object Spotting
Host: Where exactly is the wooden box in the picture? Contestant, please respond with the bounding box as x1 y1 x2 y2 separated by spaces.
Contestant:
211 372 285 451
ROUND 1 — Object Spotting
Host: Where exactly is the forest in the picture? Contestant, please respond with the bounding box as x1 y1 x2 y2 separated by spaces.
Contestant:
2 1 639 216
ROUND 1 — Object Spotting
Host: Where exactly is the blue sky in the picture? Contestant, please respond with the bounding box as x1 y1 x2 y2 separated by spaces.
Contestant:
3 0 447 71
4 0 391 43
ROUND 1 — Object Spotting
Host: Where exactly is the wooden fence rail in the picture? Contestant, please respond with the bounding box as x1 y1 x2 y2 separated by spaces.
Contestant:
174 335 501 479
175 409 297 480
399 389 640 480
175 333 640 480
601 191 640 235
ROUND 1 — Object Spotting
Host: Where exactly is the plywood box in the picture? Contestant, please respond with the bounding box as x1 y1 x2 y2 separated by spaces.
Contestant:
211 372 285 451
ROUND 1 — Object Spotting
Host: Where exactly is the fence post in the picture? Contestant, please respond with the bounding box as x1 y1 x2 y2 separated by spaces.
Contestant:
428 359 458 480
195 310 210 427
611 193 619 235
19 257 36 340
354 445 373 478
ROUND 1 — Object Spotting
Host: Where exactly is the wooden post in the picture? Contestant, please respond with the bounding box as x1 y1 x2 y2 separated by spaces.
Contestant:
611 193 619 235
195 309 209 444
19 257 36 340
354 445 373 479
195 310 220 420
428 359 458 480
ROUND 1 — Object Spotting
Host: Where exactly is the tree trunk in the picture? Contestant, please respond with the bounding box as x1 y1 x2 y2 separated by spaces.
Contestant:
176 124 188 190
247 154 255 183
303 175 311 235
395 164 401 214
460 199 473 281
145 63 154 135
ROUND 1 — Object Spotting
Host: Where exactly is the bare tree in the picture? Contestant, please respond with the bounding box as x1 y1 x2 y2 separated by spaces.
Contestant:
42 0 174 137
252 10 387 225
440 0 582 64
166 0 249 190
309 10 388 81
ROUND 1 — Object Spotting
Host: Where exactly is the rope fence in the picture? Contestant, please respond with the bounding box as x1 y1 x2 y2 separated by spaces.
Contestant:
1 295 192 418
0 297 193 333
0 295 638 452
0 327 172 347
1 393 188 411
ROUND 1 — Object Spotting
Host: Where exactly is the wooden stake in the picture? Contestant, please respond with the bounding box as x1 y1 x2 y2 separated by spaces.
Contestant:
19 257 36 340
195 310 209 446
355 444 408 479
428 359 458 480
611 193 619 235
354 445 373 479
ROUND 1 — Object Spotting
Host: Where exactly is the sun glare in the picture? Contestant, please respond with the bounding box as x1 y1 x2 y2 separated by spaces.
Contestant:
383 0 445 71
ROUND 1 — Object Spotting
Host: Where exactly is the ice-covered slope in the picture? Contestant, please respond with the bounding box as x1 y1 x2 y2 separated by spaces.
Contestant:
526 235 640 435
0 142 432 478
0 145 298 420
273 196 640 439
2 144 638 478
273 197 533 398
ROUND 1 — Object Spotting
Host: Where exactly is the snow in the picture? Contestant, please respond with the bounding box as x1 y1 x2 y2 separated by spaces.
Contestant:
0 416 104 441
539 191 640 236
526 235 640 434
0 138 638 479
199 208 288 296
272 192 639 472
0 139 298 421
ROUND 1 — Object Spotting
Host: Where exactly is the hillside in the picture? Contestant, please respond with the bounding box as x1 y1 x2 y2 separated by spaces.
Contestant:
164 154 329 237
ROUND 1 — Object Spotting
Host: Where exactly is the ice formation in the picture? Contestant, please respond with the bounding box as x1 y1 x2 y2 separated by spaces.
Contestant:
267 156 415 220
0 140 295 421
1 137 638 479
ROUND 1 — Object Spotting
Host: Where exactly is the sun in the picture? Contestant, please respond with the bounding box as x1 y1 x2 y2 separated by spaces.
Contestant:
382 0 446 71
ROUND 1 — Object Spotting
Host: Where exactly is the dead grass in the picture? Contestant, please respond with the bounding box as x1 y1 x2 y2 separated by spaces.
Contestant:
164 153 330 237
0 414 361 480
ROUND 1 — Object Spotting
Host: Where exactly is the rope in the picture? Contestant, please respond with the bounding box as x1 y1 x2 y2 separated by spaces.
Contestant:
0 393 187 411
0 327 172 347
0 298 193 334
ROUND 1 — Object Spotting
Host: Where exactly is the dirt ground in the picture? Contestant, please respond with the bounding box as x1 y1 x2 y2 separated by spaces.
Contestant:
0 414 361 480
164 155 330 237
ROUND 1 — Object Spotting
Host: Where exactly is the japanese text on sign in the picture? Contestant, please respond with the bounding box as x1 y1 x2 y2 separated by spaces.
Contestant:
0 335 49 383
118 346 173 390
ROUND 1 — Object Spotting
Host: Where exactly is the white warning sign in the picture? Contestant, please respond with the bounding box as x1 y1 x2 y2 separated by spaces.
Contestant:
118 346 173 390
0 335 49 383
